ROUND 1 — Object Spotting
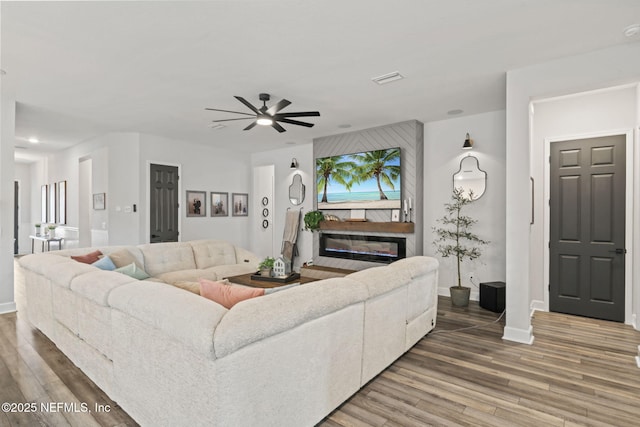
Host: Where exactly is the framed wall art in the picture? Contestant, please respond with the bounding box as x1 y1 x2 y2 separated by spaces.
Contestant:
186 190 206 217
210 192 228 217
232 193 248 217
49 183 57 222
93 193 106 210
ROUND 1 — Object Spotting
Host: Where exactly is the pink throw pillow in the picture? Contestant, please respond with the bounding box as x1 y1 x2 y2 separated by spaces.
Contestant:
71 250 102 264
198 278 264 309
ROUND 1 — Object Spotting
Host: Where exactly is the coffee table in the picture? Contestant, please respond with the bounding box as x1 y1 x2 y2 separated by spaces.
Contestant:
226 272 318 289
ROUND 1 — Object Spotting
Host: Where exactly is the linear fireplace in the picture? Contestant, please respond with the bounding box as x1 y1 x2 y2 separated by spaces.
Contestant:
319 233 406 264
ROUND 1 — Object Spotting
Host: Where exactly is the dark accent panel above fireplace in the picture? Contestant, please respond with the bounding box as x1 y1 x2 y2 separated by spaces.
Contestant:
319 233 406 264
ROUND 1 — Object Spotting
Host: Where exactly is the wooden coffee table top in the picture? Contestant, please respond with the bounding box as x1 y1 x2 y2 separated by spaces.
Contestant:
226 272 318 289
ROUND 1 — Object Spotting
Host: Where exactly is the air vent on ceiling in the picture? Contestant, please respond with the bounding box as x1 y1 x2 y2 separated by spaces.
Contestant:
371 71 404 85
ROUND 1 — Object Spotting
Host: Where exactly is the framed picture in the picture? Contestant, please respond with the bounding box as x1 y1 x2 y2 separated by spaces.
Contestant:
41 185 48 223
93 193 106 210
49 183 57 222
210 192 228 217
186 190 206 217
232 193 249 216
58 180 67 224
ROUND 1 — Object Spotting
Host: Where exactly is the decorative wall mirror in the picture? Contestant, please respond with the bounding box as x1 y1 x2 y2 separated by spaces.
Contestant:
289 173 305 205
453 155 486 200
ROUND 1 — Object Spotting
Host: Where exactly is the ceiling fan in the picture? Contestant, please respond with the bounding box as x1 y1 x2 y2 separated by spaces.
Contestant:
205 93 320 133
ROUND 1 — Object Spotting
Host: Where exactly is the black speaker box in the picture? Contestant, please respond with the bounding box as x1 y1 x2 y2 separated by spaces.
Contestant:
480 281 505 313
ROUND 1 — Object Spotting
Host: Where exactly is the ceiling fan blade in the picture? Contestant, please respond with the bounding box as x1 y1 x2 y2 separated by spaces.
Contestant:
277 118 315 128
234 96 260 114
211 117 254 122
271 122 287 133
266 99 292 116
243 121 258 131
274 111 320 118
205 108 255 117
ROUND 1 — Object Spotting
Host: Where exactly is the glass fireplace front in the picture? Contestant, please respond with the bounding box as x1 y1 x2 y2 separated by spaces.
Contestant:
319 233 406 264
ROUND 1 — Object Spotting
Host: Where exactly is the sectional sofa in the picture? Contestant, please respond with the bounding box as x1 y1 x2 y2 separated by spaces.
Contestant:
17 239 439 426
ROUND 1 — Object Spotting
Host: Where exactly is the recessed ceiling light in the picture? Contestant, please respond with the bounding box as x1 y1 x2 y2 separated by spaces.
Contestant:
371 71 404 85
28 137 40 144
447 109 464 115
208 123 226 130
338 124 352 129
623 24 640 38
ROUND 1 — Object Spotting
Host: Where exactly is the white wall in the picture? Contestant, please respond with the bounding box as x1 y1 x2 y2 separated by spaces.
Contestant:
530 85 638 317
505 42 640 342
251 143 314 269
0 93 16 313
423 110 506 300
138 134 252 249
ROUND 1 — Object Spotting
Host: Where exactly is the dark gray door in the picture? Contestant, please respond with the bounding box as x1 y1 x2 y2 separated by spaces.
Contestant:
150 164 179 243
549 135 625 322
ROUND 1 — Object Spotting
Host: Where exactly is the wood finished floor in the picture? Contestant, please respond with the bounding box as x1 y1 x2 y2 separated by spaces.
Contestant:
1 269 639 426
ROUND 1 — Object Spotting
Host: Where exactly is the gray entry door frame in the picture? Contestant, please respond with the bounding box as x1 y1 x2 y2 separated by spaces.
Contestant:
543 131 632 323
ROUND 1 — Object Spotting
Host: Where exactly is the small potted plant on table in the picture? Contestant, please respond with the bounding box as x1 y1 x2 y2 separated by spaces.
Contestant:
258 257 275 278
433 187 488 307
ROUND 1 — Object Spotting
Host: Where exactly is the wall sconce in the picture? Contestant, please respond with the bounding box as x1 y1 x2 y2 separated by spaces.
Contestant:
462 133 473 150
290 158 298 169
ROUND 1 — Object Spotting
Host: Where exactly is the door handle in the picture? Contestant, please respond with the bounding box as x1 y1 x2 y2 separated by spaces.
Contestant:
608 248 626 255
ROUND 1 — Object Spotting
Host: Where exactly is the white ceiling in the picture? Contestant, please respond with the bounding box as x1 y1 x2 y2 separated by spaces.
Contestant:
3 0 640 162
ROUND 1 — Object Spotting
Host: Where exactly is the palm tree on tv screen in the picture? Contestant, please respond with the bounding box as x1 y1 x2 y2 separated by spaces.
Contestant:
316 156 356 203
350 149 400 200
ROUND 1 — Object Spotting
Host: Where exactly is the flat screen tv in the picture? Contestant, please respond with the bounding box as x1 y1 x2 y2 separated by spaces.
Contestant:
316 147 401 210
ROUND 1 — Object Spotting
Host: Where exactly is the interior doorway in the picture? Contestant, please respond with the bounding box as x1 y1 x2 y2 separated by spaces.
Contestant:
548 135 626 322
149 163 179 243
14 181 19 254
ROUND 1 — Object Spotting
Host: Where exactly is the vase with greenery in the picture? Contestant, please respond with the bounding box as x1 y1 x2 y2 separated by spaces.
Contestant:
303 210 324 232
433 187 488 307
35 223 42 236
258 257 275 277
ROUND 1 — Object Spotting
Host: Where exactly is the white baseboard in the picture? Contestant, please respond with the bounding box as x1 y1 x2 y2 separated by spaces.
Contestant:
632 314 638 330
635 356 640 369
502 325 534 345
0 301 17 315
530 299 546 316
438 286 479 302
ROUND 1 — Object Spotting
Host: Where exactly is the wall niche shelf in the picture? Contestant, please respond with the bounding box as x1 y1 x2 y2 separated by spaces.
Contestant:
319 221 414 234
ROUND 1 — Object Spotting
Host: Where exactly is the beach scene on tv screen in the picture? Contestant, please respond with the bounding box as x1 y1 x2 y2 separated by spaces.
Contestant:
316 148 401 210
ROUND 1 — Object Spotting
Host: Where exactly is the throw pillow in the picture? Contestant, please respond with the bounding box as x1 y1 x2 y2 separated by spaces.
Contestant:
71 250 102 264
92 255 116 271
108 249 142 269
199 278 264 309
264 282 301 295
114 262 150 280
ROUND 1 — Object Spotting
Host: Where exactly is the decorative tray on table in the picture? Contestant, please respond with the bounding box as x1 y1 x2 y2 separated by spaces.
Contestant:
250 272 301 283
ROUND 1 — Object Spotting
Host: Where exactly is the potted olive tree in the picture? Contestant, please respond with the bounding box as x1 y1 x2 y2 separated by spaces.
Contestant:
433 187 488 307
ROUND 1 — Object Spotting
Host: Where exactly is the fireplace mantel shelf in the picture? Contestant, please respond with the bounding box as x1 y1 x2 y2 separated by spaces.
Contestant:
319 221 414 233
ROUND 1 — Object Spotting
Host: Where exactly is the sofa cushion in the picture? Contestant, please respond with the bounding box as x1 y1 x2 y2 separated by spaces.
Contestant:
106 248 142 269
190 240 237 269
155 268 219 285
171 281 201 294
214 277 368 357
71 270 138 306
199 278 264 309
108 281 227 357
71 250 102 264
92 256 116 271
138 242 196 276
114 263 151 280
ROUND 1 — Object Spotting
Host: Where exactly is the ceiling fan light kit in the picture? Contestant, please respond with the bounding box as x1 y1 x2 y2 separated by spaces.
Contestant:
206 93 320 133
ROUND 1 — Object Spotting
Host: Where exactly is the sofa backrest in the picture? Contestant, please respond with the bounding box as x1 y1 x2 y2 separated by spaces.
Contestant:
137 242 197 277
189 240 237 269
